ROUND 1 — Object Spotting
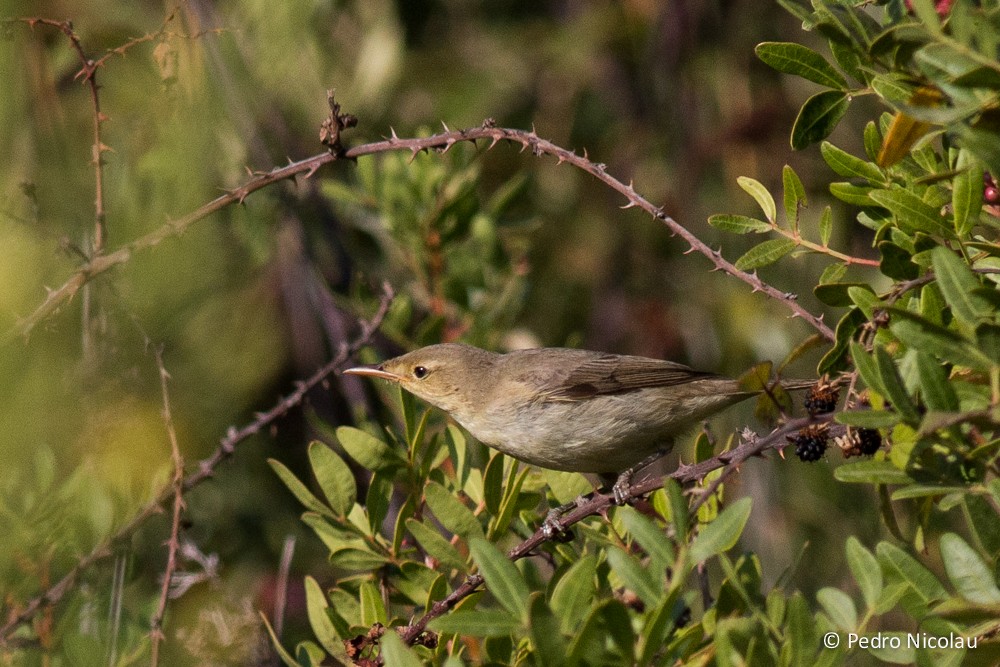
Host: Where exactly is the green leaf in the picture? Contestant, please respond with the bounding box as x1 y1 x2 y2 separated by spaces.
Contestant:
335 426 402 471
428 609 521 637
870 72 918 107
734 238 797 270
914 351 958 412
846 538 882 611
708 214 772 234
360 581 387 625
606 546 662 607
877 542 947 604
867 188 948 236
835 410 900 429
819 205 833 246
878 241 920 280
850 342 882 395
817 587 857 632
483 453 505 515
308 442 356 516
848 286 881 319
330 547 389 571
406 518 466 571
599 599 636 664
378 631 424 667
301 513 362 553
529 593 567 667
469 538 529 620
965 495 1000 557
784 593 816 667
490 464 528 539
874 346 919 424
690 497 752 562
269 459 335 518
864 121 882 161
665 478 689 543
829 182 875 206
820 142 885 182
783 165 807 230
890 484 969 500
737 176 777 223
424 481 483 540
550 555 598 633
932 246 990 325
755 42 848 89
366 472 393 535
829 39 866 84
791 90 850 150
834 460 913 485
940 533 1000 605
304 576 343 653
618 506 674 571
953 150 984 237
889 308 993 372
819 307 866 374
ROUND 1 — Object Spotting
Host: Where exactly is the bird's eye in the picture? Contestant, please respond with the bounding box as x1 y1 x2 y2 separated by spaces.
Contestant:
413 365 429 379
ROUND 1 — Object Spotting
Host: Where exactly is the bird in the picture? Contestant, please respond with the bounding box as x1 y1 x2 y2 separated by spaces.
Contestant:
344 343 812 501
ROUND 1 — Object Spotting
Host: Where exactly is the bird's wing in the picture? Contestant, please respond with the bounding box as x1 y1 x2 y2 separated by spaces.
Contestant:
541 353 720 401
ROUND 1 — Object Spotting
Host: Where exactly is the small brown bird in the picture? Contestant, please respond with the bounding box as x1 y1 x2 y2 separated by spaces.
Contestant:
345 343 810 492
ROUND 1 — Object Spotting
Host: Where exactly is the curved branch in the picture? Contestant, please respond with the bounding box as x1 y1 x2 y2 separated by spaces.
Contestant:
7 124 834 345
0 286 394 643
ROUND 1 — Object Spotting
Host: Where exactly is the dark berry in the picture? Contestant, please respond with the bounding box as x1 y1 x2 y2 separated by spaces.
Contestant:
857 428 882 456
804 380 839 416
791 425 829 462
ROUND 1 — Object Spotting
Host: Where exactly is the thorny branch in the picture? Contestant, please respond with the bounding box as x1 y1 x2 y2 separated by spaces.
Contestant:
7 122 835 345
0 286 394 643
396 413 835 648
149 346 184 666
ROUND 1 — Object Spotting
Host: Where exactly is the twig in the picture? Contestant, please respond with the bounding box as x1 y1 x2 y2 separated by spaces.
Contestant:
149 345 184 666
7 124 834 345
397 413 831 646
0 285 394 643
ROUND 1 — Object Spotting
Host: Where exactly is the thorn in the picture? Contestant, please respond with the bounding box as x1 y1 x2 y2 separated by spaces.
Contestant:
441 120 451 133
409 147 420 164
620 201 637 209
390 126 398 140
777 448 786 460
488 136 500 150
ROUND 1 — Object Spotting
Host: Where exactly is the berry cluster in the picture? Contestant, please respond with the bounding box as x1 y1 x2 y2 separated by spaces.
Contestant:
791 424 829 462
836 427 883 457
804 377 839 416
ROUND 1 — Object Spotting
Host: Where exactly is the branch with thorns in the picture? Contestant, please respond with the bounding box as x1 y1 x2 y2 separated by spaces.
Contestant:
394 412 837 650
0 285 394 644
7 111 834 345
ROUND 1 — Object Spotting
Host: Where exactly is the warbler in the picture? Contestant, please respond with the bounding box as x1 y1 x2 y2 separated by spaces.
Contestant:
344 343 811 490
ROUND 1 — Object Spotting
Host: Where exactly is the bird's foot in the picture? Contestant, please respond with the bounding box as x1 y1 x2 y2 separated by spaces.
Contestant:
540 494 590 540
612 471 632 505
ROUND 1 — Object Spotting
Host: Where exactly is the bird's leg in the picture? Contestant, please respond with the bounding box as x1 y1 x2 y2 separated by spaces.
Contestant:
610 445 673 505
541 493 593 539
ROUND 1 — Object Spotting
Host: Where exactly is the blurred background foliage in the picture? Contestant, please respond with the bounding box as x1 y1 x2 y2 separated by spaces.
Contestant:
0 0 909 663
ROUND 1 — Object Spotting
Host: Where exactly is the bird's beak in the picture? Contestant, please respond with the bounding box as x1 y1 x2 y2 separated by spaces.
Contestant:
343 364 401 383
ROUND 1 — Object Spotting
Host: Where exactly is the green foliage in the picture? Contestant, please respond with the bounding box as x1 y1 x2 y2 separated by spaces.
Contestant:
275 2 1000 664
